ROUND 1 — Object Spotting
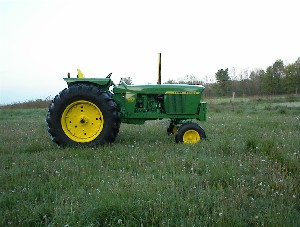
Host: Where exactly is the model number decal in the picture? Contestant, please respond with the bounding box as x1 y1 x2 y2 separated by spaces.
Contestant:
165 91 200 95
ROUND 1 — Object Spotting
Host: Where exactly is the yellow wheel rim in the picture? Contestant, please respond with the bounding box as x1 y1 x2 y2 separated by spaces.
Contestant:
183 130 200 143
61 100 104 143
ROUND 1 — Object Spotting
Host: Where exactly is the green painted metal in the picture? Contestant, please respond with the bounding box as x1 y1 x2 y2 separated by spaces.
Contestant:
64 78 207 125
64 78 114 91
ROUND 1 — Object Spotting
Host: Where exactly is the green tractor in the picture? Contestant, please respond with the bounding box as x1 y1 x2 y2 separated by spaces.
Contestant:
46 55 207 146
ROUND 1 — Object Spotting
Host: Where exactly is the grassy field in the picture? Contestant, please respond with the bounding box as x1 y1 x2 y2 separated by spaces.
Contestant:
0 96 299 226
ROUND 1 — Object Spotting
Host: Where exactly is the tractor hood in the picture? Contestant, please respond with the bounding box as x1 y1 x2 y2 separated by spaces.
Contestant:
113 83 205 95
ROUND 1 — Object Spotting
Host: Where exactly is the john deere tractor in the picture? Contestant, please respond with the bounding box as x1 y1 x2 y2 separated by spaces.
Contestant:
46 55 207 146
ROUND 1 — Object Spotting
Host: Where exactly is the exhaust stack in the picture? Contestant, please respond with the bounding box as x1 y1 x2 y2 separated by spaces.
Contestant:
157 53 161 84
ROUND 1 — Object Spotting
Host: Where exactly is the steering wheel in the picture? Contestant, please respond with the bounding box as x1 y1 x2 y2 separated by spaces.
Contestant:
106 72 112 78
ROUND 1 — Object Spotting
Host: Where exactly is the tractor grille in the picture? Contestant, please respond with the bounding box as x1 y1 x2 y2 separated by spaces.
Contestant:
165 94 185 114
165 94 199 114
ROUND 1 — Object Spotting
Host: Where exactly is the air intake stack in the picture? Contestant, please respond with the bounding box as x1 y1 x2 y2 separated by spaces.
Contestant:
157 53 161 84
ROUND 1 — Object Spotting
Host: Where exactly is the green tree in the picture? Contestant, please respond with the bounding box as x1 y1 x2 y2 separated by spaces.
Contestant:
122 77 133 85
261 60 285 95
261 66 275 95
178 74 203 84
284 58 300 94
273 59 285 94
215 68 230 96
249 69 265 95
165 74 203 85
164 79 178 84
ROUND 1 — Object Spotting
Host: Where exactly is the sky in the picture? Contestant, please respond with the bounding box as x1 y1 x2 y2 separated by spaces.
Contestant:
0 0 299 104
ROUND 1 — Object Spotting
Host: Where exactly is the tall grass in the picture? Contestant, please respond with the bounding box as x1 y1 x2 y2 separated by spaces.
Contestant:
0 97 299 226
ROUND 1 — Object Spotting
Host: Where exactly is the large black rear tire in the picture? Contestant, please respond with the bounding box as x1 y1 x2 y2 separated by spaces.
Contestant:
46 84 120 147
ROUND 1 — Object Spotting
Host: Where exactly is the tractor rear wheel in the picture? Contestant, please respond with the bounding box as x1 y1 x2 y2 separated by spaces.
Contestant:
175 123 206 144
46 84 120 146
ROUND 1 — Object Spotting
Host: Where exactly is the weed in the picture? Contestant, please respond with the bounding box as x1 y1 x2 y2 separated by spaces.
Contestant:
278 108 287 114
246 138 258 151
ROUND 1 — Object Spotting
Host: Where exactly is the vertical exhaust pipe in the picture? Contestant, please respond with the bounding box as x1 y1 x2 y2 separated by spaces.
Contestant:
157 53 161 84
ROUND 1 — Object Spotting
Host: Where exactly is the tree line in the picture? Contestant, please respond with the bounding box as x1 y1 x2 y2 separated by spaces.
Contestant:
166 57 300 97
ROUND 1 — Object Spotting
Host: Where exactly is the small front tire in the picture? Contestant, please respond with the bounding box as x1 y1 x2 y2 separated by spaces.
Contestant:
175 123 206 144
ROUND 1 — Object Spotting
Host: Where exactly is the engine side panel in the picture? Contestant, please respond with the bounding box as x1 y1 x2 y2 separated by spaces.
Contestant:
113 83 206 124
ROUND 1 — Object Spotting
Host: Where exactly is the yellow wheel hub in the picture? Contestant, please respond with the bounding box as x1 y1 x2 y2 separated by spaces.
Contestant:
61 100 104 143
183 130 200 143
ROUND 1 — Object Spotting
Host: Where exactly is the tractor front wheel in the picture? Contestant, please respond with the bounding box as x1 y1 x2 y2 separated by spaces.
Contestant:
175 123 206 144
46 84 120 147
